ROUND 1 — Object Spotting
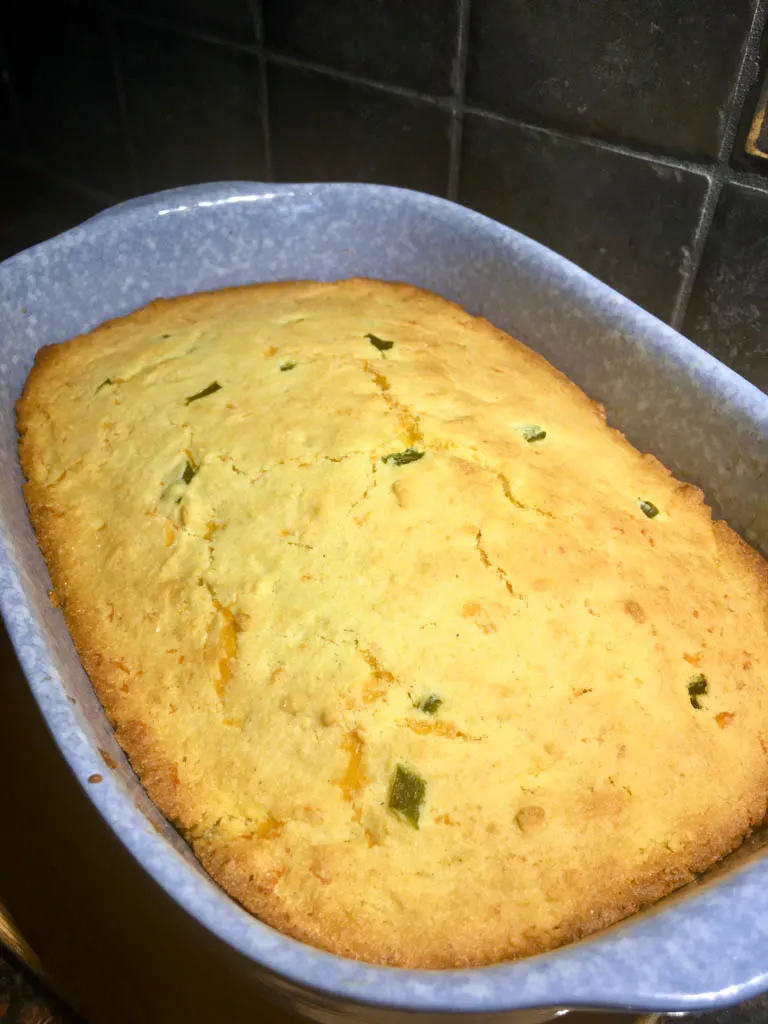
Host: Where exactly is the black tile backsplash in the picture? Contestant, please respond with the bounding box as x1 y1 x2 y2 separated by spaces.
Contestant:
467 0 755 161
1 0 767 394
459 114 709 321
6 0 131 196
683 182 768 392
0 53 19 154
269 63 451 192
263 0 459 95
116 18 265 192
107 0 258 44
0 163 109 262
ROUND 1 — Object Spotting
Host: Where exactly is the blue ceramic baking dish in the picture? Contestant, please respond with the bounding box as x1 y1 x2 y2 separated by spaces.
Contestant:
1 182 767 1023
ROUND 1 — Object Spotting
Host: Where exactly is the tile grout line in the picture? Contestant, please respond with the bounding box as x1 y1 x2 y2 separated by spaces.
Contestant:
723 164 768 191
727 167 768 194
264 49 450 107
249 0 274 180
447 0 472 201
101 5 140 196
668 175 724 330
462 102 712 176
669 0 768 330
716 0 768 166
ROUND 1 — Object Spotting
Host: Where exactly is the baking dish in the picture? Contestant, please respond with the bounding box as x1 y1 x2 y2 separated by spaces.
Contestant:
0 181 767 1023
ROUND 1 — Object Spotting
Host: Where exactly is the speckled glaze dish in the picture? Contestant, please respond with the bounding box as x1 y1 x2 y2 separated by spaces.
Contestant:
1 183 767 1023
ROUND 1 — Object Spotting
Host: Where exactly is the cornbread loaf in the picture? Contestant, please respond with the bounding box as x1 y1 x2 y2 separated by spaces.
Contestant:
16 279 768 968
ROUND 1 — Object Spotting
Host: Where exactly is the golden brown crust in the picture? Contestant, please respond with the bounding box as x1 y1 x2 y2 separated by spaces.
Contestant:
16 278 768 967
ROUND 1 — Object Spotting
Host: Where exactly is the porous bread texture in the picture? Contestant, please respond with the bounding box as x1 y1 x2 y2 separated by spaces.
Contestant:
16 279 768 967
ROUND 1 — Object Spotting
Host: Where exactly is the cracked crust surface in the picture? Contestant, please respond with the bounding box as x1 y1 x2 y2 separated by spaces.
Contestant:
16 278 768 967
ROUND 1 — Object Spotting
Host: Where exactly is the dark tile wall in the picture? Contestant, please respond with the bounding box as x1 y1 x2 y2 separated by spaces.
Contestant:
110 0 258 44
1 0 767 394
459 116 709 320
116 20 265 191
466 0 756 161
269 65 452 193
0 163 108 255
683 181 768 393
264 0 459 95
6 2 130 195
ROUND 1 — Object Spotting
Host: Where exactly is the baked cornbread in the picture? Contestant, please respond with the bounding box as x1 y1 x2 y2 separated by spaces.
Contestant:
16 279 768 968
